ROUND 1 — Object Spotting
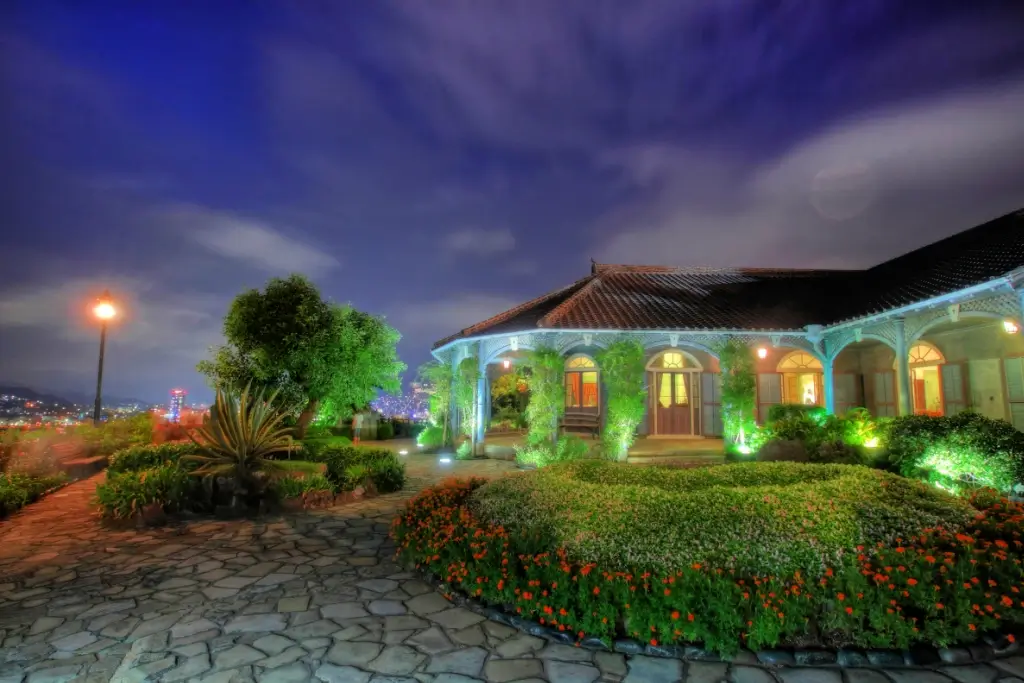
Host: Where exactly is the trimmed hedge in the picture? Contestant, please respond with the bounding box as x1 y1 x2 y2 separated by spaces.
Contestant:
107 442 201 473
95 466 197 519
321 445 406 493
766 404 827 424
393 465 1024 654
0 472 68 517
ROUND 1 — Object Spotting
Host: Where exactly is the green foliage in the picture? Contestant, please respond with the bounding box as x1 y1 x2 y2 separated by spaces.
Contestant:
321 445 406 493
71 414 154 457
490 406 526 430
274 473 335 499
759 411 869 465
881 411 1024 492
514 435 590 468
298 435 353 461
0 472 67 517
198 274 404 437
275 460 324 475
596 340 646 461
418 361 454 445
108 442 201 474
377 421 394 440
183 385 290 499
456 440 473 460
417 425 445 451
454 357 480 442
95 466 195 519
395 477 1023 655
523 347 565 447
717 339 757 453
767 403 827 424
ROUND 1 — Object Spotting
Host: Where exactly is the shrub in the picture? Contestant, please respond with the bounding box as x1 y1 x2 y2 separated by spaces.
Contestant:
881 411 1024 492
515 435 589 468
417 425 444 451
95 466 195 519
275 473 335 499
298 435 353 462
597 340 647 461
322 445 406 493
760 412 869 466
393 466 1020 655
377 421 395 440
767 404 827 424
0 472 67 517
108 443 201 473
456 440 473 460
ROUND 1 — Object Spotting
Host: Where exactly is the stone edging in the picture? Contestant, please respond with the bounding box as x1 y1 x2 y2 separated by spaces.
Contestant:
418 572 1021 670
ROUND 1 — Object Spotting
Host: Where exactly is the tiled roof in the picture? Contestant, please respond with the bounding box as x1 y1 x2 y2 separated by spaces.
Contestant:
433 208 1024 348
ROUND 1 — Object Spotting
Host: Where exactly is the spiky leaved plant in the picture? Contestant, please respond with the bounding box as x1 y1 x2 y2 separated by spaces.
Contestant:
184 385 290 506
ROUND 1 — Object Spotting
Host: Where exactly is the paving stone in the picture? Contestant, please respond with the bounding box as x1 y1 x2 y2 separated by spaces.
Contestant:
333 625 369 641
496 634 545 658
429 608 485 631
77 599 136 620
426 647 488 677
400 580 433 597
173 642 209 657
546 661 600 683
383 616 430 631
941 665 1005 683
369 600 407 616
729 666 777 683
25 665 83 682
285 619 341 639
203 587 240 600
213 644 265 669
258 646 307 668
50 631 97 652
997 659 1024 678
367 645 427 675
451 625 486 647
160 653 214 682
314 664 372 683
685 661 728 683
29 617 65 635
278 596 310 613
261 662 310 683
171 618 219 639
326 641 384 667
779 669 841 683
357 579 399 593
432 676 484 683
484 658 544 683
224 613 287 633
538 644 594 662
406 626 455 655
136 655 177 676
406 593 451 616
623 655 683 683
216 576 259 589
323 602 371 620
254 634 297 656
128 613 180 641
482 621 517 640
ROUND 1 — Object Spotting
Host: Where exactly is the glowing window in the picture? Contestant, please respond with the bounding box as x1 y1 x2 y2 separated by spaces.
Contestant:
566 355 596 369
777 352 823 372
658 374 672 408
908 343 944 365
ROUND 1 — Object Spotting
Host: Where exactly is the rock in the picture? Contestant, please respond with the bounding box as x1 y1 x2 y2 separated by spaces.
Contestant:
613 639 644 655
579 636 610 652
545 661 600 683
406 626 454 655
623 655 682 683
483 658 544 683
755 649 795 665
50 631 97 652
866 649 905 667
224 613 287 633
260 662 309 683
425 647 487 677
836 649 870 667
793 649 836 665
314 664 372 683
939 664 1003 683
595 651 627 676
939 648 973 665
366 645 426 676
729 666 777 683
538 644 593 662
325 641 383 667
778 670 841 683
161 653 213 682
686 662 728 683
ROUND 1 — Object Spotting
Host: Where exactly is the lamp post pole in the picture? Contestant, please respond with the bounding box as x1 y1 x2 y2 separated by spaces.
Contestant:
91 290 115 427
93 320 107 426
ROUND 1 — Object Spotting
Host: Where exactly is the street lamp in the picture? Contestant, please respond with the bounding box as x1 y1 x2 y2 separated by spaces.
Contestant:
92 291 116 426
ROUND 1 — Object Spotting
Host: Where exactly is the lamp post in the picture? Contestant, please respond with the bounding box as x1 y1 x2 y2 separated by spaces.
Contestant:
92 291 116 426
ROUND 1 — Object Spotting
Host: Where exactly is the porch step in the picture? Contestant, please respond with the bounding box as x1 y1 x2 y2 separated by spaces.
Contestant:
626 453 723 465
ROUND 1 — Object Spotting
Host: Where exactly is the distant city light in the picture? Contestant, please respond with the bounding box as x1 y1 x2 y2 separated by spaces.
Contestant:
169 389 187 423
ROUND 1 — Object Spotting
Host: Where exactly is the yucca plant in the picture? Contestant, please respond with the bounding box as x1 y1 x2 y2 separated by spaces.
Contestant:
184 385 290 506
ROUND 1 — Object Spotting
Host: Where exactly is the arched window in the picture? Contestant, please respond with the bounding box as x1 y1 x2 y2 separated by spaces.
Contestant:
908 343 944 366
646 350 702 371
776 351 823 372
565 355 599 410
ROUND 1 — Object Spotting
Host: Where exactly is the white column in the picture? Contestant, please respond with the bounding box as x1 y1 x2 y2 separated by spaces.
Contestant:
474 341 487 450
894 318 912 416
823 355 836 414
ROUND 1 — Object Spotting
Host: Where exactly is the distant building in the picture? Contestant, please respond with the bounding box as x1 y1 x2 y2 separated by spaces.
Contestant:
169 389 187 423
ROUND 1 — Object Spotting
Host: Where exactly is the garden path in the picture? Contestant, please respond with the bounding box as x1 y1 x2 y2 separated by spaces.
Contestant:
1 458 1021 683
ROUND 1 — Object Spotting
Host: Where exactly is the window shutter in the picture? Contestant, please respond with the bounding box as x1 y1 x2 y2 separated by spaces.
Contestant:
941 363 966 415
834 374 856 413
1005 358 1024 402
873 371 896 417
758 373 782 423
701 373 722 436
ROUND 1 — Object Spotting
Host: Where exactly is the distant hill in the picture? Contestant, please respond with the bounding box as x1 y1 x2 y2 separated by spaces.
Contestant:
0 385 155 408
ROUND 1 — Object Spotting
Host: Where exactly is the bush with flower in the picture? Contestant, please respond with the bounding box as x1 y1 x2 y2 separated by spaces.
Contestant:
391 461 1024 654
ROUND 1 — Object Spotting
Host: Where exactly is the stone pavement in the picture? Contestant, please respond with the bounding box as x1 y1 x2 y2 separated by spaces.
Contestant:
1 457 1023 683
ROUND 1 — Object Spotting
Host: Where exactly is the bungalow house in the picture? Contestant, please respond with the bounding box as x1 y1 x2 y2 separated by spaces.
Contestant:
432 209 1024 445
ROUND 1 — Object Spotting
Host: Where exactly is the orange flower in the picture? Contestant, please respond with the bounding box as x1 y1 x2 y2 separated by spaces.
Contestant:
688 613 695 622
936 603 945 610
837 593 845 601
671 611 680 620
592 587 600 595
845 607 853 615
907 578 918 586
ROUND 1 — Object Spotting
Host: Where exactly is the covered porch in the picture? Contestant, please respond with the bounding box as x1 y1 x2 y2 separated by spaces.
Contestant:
479 430 725 465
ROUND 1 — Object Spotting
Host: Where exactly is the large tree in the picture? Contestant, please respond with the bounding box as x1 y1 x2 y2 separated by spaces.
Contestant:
198 275 404 437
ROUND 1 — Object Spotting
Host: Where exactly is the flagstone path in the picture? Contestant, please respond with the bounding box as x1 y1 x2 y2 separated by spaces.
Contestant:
1 457 1022 683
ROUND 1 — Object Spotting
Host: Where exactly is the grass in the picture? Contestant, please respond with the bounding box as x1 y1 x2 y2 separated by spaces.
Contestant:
277 460 325 475
472 460 974 575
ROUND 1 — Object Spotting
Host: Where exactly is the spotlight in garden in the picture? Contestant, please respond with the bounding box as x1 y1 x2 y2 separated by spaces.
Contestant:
756 347 768 359
865 437 879 448
1004 320 1020 334
399 449 408 455
439 456 452 464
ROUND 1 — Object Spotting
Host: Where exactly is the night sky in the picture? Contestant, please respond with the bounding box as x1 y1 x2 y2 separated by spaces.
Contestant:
2 1 1024 405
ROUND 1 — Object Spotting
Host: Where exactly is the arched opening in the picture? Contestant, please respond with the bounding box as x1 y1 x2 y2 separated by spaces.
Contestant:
896 342 945 416
776 351 824 406
564 354 599 414
646 350 703 437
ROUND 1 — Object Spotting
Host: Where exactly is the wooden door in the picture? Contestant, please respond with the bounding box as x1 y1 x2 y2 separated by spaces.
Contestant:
913 378 927 414
941 363 967 415
655 372 692 435
701 372 723 436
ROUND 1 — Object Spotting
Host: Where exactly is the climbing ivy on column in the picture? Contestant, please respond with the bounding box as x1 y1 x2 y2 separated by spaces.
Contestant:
453 356 480 457
523 346 565 446
718 337 757 456
596 339 647 462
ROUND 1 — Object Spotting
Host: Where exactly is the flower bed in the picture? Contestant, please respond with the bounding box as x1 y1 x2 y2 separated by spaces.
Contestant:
391 461 1024 655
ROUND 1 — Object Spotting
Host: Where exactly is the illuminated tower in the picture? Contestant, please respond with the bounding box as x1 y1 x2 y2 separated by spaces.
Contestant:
169 389 187 423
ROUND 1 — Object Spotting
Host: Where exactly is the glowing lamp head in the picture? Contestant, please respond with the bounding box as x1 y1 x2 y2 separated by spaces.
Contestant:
94 301 116 320
865 437 879 449
756 347 768 360
502 359 511 369
1004 320 1020 334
